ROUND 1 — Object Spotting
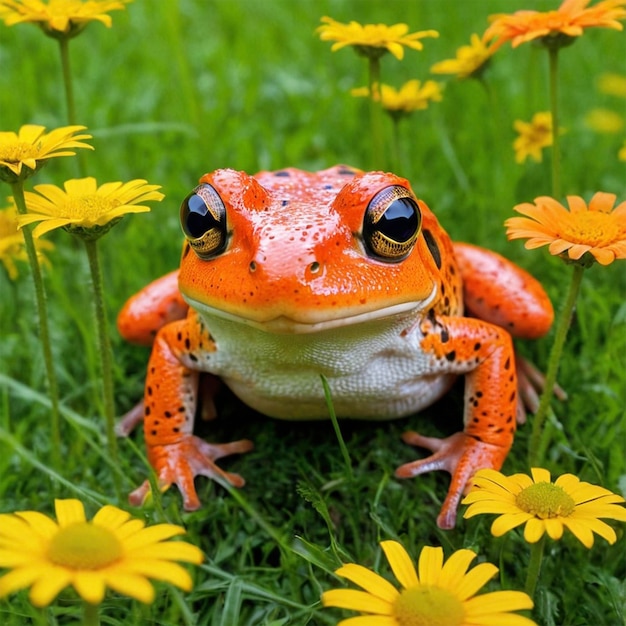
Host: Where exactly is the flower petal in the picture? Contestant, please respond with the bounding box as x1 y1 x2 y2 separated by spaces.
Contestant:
523 518 546 543
417 546 443 586
335 564 399 603
29 567 73 608
92 505 132 530
464 590 533 615
456 562 498 601
72 570 106 605
321 589 393 615
380 541 418 588
490 512 532 536
54 500 87 527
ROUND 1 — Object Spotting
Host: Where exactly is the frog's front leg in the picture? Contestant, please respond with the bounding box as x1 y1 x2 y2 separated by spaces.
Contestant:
396 316 517 530
128 312 253 510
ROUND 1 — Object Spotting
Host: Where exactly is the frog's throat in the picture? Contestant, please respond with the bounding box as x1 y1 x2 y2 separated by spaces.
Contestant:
182 285 437 335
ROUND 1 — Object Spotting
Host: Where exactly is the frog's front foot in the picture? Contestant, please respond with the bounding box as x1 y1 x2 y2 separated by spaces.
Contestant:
129 435 254 510
395 431 508 530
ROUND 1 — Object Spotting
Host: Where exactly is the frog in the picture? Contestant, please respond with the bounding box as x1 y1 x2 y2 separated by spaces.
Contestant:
117 165 553 529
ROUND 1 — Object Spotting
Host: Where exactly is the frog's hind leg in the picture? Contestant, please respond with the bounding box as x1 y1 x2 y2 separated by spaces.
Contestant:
452 242 563 416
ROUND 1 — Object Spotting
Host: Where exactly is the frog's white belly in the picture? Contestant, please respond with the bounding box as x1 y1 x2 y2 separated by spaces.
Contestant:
192 310 456 420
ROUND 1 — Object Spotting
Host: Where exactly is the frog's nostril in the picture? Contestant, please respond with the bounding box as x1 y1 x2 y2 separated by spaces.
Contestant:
249 261 257 272
309 261 321 274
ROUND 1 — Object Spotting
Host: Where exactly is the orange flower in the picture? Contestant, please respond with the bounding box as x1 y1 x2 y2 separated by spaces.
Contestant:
484 0 626 50
505 192 626 265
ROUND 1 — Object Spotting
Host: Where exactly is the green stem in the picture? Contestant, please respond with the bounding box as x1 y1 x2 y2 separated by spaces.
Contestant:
524 535 545 598
368 56 384 169
321 374 353 481
58 37 77 125
11 182 62 471
390 116 401 173
528 263 585 466
82 602 100 626
58 37 86 176
548 47 561 199
83 238 120 498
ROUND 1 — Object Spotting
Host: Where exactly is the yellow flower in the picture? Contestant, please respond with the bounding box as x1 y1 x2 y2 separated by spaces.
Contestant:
317 16 438 60
0 202 53 279
18 176 164 239
431 33 496 79
597 71 626 97
0 124 92 183
352 79 443 115
484 0 626 51
619 138 626 160
0 0 130 38
0 498 203 606
505 191 626 266
584 107 624 133
513 111 559 163
322 540 536 626
464 468 626 547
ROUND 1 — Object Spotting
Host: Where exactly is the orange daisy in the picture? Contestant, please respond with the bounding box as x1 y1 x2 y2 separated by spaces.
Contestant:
484 0 626 50
505 191 626 265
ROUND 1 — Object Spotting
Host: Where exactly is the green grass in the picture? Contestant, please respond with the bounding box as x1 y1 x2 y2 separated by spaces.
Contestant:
1 0 625 624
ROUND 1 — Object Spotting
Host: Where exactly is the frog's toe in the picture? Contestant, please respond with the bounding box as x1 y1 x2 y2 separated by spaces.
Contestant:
132 435 254 510
395 431 507 529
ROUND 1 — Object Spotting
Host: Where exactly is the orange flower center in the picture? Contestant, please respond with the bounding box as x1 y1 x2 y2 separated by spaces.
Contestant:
47 522 123 570
393 586 464 626
515 482 576 519
0 141 39 164
560 212 620 247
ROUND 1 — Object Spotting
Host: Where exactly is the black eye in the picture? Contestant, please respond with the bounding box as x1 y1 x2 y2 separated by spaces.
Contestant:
180 183 227 259
363 185 421 261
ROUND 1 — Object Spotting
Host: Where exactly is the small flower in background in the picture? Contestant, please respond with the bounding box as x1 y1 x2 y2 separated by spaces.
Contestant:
317 16 438 60
513 111 561 164
0 203 53 279
0 498 203 607
619 138 626 160
0 0 131 38
322 540 536 626
351 79 443 117
484 0 626 51
464 468 626 547
431 33 495 80
505 191 626 266
584 107 624 133
18 176 164 239
597 71 626 97
0 124 92 183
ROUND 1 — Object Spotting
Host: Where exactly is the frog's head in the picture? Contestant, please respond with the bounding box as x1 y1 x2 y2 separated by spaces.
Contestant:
178 166 450 333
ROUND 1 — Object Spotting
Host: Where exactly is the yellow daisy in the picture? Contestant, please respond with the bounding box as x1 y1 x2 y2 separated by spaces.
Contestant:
0 0 130 37
0 202 53 279
317 16 438 60
0 124 92 183
0 498 203 606
431 33 496 79
322 540 536 626
505 191 626 266
18 176 164 239
463 468 626 548
352 79 443 115
512 111 560 164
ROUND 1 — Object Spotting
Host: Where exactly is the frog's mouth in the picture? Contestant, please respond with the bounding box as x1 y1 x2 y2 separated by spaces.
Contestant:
183 286 437 335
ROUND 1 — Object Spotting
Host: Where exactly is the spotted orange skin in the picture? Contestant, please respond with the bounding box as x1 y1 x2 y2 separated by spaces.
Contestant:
119 165 554 528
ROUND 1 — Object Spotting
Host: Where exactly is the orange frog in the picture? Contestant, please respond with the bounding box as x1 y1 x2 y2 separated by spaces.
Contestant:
118 166 553 529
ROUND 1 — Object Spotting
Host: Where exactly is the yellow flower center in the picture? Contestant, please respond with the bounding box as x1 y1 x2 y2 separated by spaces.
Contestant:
65 195 120 220
393 586 465 626
560 212 620 247
47 522 123 570
515 482 576 519
0 141 38 164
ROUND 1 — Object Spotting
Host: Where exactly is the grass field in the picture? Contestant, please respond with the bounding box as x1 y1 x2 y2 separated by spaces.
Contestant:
1 0 625 624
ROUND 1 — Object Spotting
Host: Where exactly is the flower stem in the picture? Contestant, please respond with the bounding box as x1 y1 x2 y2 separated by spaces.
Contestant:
528 263 585 466
368 56 385 169
548 47 561 199
525 535 545 598
11 181 62 471
82 602 100 626
83 238 120 498
58 37 86 176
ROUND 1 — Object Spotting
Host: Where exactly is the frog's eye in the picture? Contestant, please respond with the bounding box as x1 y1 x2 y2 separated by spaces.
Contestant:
180 183 227 259
363 185 421 261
